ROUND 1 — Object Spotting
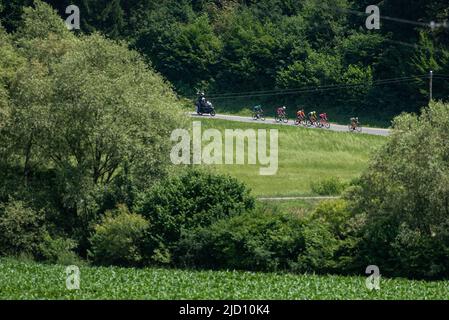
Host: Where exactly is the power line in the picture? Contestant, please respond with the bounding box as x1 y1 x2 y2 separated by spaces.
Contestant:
382 38 449 55
322 3 449 54
206 76 428 99
324 3 449 30
206 77 427 100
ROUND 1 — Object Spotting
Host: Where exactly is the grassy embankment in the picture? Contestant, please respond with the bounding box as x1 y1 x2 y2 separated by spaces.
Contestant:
193 118 386 198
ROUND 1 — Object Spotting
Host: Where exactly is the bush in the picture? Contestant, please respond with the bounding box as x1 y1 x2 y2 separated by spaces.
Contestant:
310 177 347 196
348 102 449 279
176 208 337 273
89 205 149 267
309 199 363 273
38 233 82 266
135 169 255 260
0 200 46 257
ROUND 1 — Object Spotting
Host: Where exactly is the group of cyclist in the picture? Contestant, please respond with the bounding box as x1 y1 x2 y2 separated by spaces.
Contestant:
253 104 360 130
254 105 328 125
295 108 328 125
196 93 360 131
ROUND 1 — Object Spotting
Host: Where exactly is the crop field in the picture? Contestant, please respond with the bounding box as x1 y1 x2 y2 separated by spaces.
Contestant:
0 259 447 300
195 118 386 197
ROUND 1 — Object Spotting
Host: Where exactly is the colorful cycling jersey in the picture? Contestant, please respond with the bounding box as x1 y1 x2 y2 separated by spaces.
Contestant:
320 113 327 120
254 105 262 112
297 110 305 118
309 111 317 118
277 107 286 115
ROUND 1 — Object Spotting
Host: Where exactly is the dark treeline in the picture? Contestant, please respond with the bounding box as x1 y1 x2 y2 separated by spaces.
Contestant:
1 0 449 122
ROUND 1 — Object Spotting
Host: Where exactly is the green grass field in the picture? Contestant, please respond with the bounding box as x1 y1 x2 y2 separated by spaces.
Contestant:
1 259 447 300
195 118 386 197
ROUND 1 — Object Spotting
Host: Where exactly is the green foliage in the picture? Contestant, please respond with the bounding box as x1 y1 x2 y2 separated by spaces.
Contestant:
139 14 222 93
310 199 362 272
38 233 81 265
135 169 255 260
0 200 46 257
3 0 449 123
349 101 449 278
177 208 337 273
16 0 69 40
0 1 185 254
89 205 149 267
310 177 347 196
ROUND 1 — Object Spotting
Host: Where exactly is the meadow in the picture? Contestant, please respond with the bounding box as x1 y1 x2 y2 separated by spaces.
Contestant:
1 259 447 300
197 118 387 197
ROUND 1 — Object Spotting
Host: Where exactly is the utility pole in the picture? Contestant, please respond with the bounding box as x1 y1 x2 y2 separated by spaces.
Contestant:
429 70 433 103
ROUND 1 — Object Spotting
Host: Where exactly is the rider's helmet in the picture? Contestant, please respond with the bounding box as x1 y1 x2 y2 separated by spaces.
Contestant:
283 106 286 110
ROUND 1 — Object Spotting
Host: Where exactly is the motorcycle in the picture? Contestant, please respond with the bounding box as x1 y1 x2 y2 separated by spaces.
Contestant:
196 99 216 116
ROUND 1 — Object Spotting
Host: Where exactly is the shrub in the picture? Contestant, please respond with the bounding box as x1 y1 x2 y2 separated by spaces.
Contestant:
310 177 347 196
309 199 363 273
311 200 352 237
348 102 449 279
89 205 149 267
0 200 46 257
135 169 255 258
38 233 82 266
176 208 337 273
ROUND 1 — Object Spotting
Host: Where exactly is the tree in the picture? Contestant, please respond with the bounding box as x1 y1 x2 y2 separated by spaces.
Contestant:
135 169 255 263
0 1 186 251
348 101 449 278
137 13 222 95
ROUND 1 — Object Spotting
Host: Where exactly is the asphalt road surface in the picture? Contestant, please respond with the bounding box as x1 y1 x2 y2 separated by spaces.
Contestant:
190 113 391 137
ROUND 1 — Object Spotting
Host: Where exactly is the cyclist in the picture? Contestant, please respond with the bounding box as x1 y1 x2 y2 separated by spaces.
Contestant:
253 105 263 113
350 117 359 130
319 112 328 122
277 106 287 117
296 109 306 120
308 111 317 123
253 105 263 119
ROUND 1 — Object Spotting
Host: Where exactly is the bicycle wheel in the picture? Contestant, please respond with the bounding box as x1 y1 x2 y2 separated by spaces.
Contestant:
324 122 330 129
356 125 362 133
283 117 289 123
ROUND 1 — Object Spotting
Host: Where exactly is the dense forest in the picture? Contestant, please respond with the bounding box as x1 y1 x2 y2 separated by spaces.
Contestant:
1 0 448 123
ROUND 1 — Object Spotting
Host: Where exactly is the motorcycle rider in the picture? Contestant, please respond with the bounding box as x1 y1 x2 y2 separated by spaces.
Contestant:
196 92 207 113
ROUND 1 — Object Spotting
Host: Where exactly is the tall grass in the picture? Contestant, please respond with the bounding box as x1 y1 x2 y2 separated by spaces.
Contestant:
194 118 386 197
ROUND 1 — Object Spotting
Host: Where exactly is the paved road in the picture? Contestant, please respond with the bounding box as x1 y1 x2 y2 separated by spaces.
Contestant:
258 196 341 201
190 113 391 137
